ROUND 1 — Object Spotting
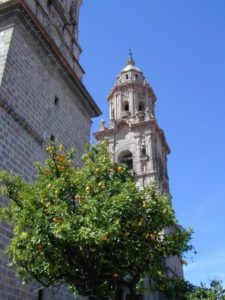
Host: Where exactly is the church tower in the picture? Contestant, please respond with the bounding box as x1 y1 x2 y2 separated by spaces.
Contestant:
94 54 170 193
94 55 183 298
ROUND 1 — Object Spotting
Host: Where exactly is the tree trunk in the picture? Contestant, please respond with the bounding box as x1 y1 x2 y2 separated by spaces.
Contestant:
115 289 124 300
126 285 136 300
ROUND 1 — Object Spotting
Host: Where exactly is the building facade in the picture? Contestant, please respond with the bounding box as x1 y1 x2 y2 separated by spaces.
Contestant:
94 55 183 299
0 0 100 299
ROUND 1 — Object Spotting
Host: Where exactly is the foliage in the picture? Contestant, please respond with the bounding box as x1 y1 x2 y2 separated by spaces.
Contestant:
0 141 192 299
188 280 225 300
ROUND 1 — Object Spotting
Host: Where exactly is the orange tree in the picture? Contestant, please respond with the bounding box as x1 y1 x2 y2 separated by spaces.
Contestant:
0 141 192 300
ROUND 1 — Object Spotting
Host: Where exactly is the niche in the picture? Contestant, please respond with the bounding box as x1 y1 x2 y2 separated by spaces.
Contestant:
118 150 133 170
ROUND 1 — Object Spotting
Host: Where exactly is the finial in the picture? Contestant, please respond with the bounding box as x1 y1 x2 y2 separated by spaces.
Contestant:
127 48 135 66
100 118 106 131
129 48 133 60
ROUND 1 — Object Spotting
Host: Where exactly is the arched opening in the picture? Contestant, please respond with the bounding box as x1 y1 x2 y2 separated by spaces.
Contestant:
38 289 44 300
50 135 55 142
122 101 129 112
140 145 146 156
139 101 145 111
118 150 133 170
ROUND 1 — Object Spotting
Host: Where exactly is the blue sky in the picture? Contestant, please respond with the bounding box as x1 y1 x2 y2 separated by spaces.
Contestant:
79 0 225 287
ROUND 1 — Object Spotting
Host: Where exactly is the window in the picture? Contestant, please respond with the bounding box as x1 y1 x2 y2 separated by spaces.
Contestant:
123 101 129 112
50 135 55 142
54 96 59 107
141 145 146 156
118 150 133 170
135 74 138 80
139 101 145 111
38 290 44 300
126 74 129 79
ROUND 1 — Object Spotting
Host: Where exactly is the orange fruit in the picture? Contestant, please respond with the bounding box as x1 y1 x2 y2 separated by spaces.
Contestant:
117 166 124 173
142 201 148 208
46 146 53 153
86 186 91 193
58 166 65 172
56 155 65 162
101 235 108 241
138 218 145 226
98 182 105 189
53 217 63 224
75 194 84 204
55 189 60 195
59 145 64 151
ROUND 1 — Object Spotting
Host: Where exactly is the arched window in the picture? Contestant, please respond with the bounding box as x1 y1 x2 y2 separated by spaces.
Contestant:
50 135 55 142
118 150 133 170
38 289 44 300
141 145 146 156
139 101 145 111
122 101 129 112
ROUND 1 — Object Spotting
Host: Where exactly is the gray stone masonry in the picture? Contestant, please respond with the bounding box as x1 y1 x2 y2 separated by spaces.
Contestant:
0 1 100 300
0 0 84 79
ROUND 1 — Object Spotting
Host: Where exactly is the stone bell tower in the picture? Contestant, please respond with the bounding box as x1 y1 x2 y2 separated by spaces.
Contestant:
94 54 183 299
94 54 170 193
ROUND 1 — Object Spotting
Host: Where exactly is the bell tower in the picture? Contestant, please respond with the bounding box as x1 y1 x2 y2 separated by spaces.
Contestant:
94 54 170 193
94 56 183 298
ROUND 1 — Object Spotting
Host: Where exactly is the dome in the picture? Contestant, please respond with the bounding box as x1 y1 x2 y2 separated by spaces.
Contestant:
121 64 141 73
120 54 142 73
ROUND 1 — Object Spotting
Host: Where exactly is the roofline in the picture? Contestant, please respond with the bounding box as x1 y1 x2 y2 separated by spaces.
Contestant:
0 0 101 117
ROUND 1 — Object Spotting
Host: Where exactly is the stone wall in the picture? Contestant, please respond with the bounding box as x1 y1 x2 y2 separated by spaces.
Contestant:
0 0 84 79
0 4 99 300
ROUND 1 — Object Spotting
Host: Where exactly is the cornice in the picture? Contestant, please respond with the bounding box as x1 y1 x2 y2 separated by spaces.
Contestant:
134 170 157 179
93 128 114 140
108 81 156 102
93 118 170 154
0 0 101 117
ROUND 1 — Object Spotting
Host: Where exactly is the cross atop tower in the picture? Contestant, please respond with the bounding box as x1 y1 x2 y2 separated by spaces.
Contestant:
127 48 135 66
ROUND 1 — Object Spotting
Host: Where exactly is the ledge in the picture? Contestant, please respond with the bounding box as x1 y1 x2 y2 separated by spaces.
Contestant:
0 0 101 118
